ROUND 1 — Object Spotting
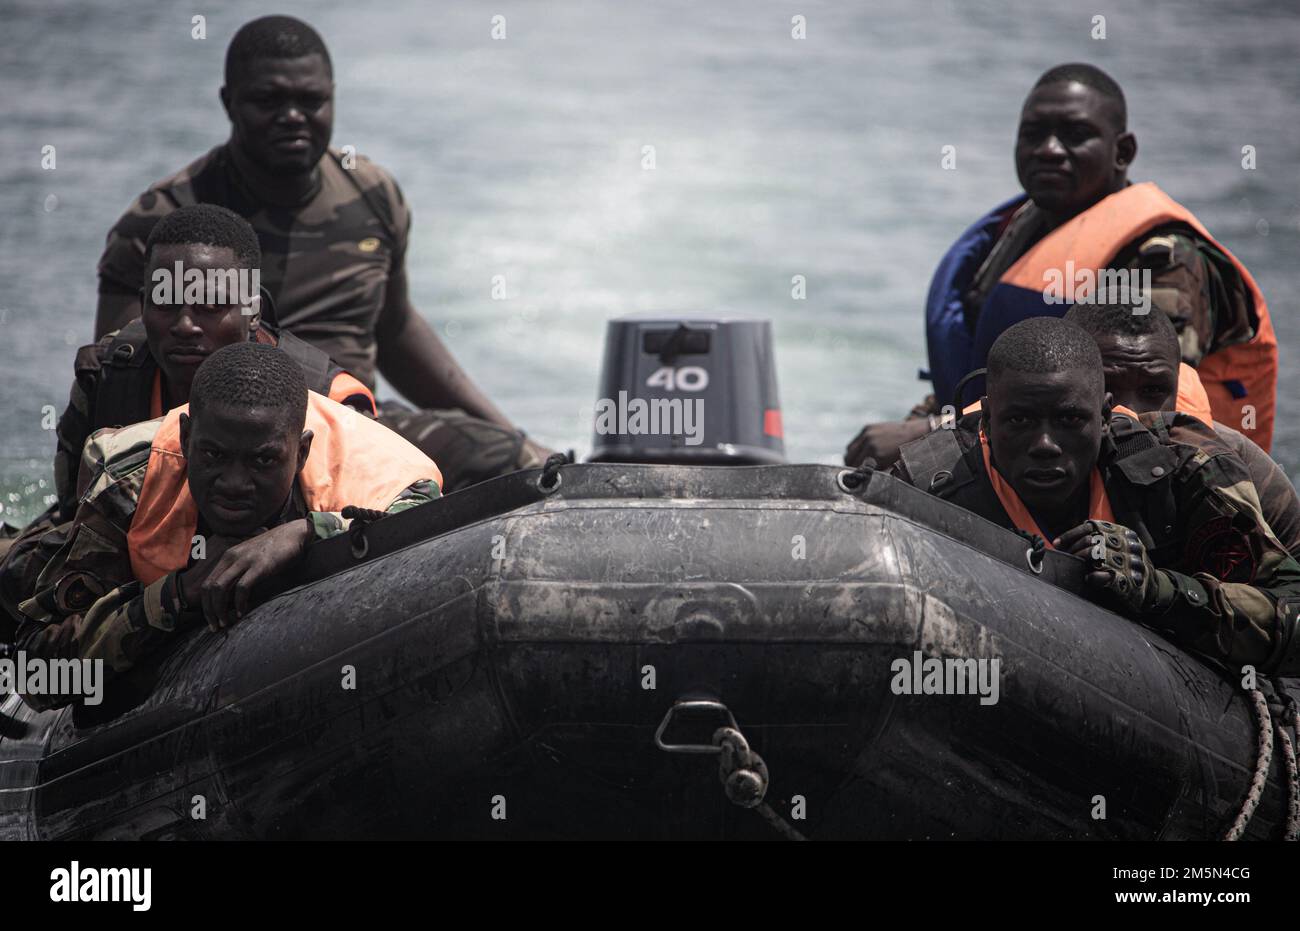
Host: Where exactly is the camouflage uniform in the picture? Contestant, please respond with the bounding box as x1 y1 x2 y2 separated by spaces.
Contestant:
0 323 373 632
98 144 539 489
1126 232 1261 369
891 410 1300 675
13 417 438 711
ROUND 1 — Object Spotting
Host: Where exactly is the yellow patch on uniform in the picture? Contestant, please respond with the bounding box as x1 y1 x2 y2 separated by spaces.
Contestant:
358 237 380 253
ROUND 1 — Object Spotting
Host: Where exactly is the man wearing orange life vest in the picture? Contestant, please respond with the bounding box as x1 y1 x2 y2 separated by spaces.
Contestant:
891 317 1300 676
0 204 376 634
13 342 442 711
848 62 1277 467
1062 300 1300 556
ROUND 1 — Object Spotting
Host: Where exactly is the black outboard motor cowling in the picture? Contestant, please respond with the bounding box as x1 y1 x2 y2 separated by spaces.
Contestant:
589 316 785 464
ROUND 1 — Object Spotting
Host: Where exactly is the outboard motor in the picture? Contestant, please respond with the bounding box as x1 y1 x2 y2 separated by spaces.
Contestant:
589 315 785 464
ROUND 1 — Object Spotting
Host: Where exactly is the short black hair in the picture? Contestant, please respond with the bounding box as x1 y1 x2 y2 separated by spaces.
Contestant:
224 15 332 88
1032 62 1127 131
190 342 308 433
144 204 261 274
987 316 1105 398
1064 298 1180 361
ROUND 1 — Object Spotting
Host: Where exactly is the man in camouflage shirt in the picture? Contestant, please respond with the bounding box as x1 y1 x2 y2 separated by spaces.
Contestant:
14 343 440 711
94 15 550 492
891 317 1300 675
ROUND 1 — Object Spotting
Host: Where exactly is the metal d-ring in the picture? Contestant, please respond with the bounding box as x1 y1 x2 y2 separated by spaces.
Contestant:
654 699 740 754
836 467 872 495
350 527 370 560
1025 545 1044 575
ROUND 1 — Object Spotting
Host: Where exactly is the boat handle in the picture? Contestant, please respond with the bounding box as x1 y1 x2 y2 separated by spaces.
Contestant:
654 699 739 754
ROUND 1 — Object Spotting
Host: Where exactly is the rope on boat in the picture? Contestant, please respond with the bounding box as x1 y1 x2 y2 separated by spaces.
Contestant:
1289 707 1300 841
1222 684 1300 841
713 726 808 842
1275 689 1300 841
1223 688 1273 841
1275 712 1299 841
537 451 571 494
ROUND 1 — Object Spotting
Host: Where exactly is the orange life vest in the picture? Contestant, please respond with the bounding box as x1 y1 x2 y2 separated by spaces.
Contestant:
324 371 374 412
127 391 442 585
1175 363 1214 427
976 183 1276 450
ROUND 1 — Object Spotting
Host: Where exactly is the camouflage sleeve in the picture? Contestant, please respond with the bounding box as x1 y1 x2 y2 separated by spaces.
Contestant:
69 571 190 674
15 570 190 712
305 479 441 540
12 496 139 708
1214 423 1300 558
1145 451 1300 675
1125 231 1216 367
1125 228 1258 369
97 189 177 295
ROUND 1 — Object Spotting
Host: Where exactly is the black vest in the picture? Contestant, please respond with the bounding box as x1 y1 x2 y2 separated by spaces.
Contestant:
87 320 339 430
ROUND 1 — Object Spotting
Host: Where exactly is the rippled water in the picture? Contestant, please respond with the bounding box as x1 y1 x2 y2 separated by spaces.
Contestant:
2 0 1297 523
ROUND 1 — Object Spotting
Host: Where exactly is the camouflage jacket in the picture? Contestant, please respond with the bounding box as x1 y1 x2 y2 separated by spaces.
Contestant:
98 144 411 389
891 411 1300 675
14 417 438 711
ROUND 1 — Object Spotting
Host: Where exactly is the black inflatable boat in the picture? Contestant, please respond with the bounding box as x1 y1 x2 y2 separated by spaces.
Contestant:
0 460 1289 840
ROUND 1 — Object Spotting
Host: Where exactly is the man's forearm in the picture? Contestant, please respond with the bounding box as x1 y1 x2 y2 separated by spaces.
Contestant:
376 305 514 427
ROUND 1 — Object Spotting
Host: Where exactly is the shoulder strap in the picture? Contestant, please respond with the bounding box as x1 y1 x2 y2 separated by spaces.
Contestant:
94 320 157 429
272 328 334 395
1103 413 1180 551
